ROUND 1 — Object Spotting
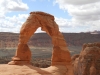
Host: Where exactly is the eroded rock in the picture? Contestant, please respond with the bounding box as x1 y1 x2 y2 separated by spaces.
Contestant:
72 42 100 75
8 11 73 75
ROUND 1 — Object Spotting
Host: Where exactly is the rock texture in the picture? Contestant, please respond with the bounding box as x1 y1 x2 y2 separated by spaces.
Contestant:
0 64 68 75
72 42 100 75
8 11 73 75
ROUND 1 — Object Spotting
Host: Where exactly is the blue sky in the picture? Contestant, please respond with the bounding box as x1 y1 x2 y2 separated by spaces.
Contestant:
0 0 100 33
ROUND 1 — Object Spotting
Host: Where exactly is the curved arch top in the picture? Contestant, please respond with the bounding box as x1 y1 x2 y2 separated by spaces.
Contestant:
8 11 71 66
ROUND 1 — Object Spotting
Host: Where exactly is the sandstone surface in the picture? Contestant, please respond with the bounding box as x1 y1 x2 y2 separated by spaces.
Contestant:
72 42 100 75
0 64 68 75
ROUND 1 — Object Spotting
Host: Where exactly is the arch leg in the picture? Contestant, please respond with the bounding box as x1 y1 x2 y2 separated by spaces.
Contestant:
8 14 40 65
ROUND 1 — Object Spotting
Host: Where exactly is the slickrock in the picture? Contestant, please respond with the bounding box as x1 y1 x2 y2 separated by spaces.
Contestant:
72 42 100 75
0 64 68 75
7 11 73 75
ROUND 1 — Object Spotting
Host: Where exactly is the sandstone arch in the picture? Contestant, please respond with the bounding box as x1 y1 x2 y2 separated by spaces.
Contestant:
8 11 71 66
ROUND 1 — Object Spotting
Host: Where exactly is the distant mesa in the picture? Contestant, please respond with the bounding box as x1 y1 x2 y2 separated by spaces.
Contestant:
80 30 100 34
0 32 100 48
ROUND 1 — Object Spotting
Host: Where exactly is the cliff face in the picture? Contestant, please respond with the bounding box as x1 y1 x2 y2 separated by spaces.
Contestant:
0 32 100 48
72 43 100 75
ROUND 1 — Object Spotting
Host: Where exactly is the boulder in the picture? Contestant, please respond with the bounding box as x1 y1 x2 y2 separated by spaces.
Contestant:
72 42 100 75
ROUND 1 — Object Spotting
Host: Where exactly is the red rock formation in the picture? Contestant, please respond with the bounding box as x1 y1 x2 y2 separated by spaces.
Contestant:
72 42 100 75
0 64 68 75
8 11 73 75
71 54 79 63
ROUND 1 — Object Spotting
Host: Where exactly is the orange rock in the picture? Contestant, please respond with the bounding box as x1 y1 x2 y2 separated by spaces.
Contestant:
8 11 73 75
0 64 69 75
72 42 100 75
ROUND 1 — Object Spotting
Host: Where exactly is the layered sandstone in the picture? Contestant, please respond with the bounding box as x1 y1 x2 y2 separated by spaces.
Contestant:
72 42 100 75
7 11 73 75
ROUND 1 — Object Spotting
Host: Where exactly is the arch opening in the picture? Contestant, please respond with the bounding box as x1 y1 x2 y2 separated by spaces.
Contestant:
8 11 71 66
28 31 52 68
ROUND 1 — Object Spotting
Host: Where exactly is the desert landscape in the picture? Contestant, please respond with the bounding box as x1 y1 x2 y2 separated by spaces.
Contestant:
0 11 100 75
1 0 100 74
0 32 100 67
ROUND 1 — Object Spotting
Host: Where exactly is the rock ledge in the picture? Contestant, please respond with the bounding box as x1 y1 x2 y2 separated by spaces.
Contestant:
0 64 69 75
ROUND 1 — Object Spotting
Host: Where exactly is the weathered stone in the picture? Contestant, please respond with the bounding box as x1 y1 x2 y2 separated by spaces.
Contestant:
71 54 79 63
72 42 100 75
8 11 73 75
0 64 69 75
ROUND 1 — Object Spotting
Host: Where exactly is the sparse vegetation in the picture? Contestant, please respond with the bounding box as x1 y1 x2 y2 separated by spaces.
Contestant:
0 32 100 68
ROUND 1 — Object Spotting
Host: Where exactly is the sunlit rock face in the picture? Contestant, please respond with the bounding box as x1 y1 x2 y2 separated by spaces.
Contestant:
7 11 73 75
72 42 100 75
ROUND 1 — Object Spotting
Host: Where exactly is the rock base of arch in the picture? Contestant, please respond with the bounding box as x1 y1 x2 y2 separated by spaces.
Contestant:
0 64 74 75
8 11 74 75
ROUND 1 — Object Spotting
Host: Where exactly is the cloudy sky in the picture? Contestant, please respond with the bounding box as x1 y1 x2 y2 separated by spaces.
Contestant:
0 0 100 33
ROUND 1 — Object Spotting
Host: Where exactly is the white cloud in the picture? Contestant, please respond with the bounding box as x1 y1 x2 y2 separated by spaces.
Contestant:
54 17 90 32
0 0 28 15
54 0 100 5
0 14 29 33
54 0 100 32
7 0 28 11
0 0 29 33
55 17 72 27
0 0 100 33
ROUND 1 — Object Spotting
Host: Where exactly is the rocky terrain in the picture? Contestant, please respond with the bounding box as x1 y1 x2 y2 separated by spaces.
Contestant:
0 11 100 75
0 28 100 74
0 32 100 67
72 42 100 75
0 64 69 75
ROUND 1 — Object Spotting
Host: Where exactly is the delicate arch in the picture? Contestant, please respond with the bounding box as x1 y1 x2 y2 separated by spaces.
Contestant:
8 11 71 66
